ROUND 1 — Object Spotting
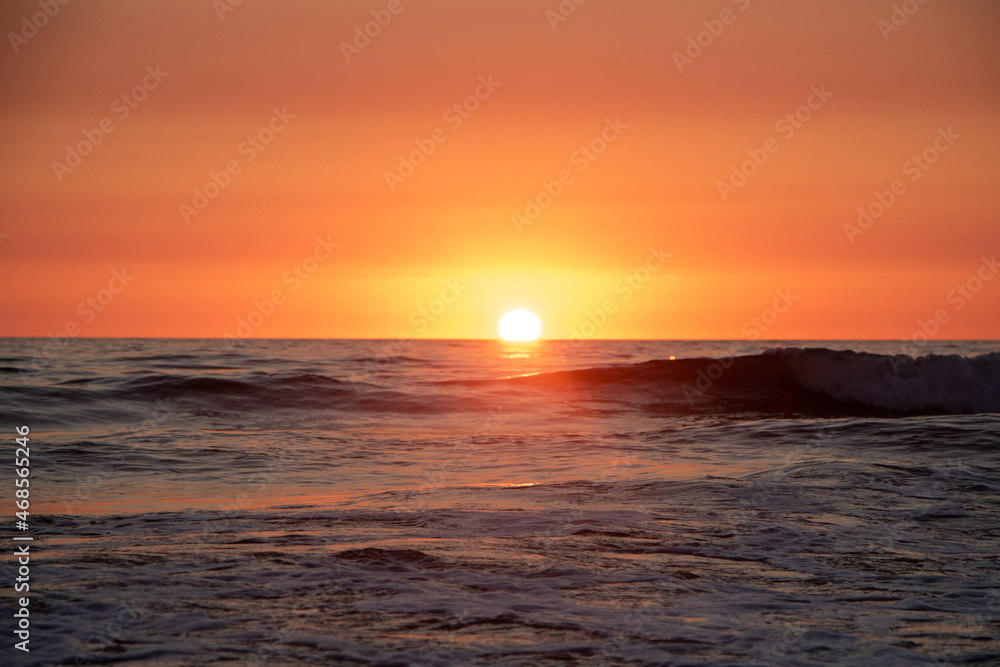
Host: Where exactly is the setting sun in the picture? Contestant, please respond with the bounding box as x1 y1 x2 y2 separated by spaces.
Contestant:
498 309 542 341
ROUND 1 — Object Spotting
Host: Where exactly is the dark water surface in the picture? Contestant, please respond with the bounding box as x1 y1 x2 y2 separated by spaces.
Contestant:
1 338 998 666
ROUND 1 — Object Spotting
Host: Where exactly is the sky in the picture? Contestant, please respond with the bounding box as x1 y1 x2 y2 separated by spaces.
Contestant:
1 0 998 340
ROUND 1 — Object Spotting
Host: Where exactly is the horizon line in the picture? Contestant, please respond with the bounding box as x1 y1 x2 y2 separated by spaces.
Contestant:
1 336 997 342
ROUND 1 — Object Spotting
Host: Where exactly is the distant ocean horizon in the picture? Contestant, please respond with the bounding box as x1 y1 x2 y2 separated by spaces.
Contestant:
3 338 999 665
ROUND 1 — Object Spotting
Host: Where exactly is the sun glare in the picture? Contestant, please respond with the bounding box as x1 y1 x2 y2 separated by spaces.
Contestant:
498 309 542 342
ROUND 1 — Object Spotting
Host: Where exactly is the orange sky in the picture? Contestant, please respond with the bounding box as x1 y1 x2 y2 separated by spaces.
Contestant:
1 0 998 340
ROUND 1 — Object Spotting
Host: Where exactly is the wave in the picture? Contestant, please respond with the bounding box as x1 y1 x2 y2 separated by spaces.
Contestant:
108 372 476 413
771 347 1000 414
2 370 487 418
511 347 1000 416
5 348 997 418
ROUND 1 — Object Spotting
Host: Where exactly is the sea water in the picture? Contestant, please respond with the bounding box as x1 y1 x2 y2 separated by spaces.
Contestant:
1 338 998 665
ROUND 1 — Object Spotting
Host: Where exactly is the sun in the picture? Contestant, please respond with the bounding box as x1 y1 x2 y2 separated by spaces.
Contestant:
498 308 542 342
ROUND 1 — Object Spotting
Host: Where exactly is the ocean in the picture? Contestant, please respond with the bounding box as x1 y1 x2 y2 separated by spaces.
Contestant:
2 338 999 666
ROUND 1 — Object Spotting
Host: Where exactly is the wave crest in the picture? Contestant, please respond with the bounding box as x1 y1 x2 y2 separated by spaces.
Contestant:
513 348 1000 415
774 347 1000 414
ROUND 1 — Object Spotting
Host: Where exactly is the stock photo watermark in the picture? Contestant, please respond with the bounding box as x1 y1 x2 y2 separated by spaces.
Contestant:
12 426 32 653
844 126 959 243
190 447 296 559
717 84 833 202
556 245 670 359
60 398 179 513
7 0 71 53
213 0 244 21
897 253 997 358
672 0 751 73
545 0 587 31
222 235 338 346
405 406 508 513
18 268 135 382
740 288 800 339
512 116 628 233
682 287 800 401
384 74 501 192
348 277 468 387
739 422 836 510
340 0 415 63
179 107 295 223
408 278 467 334
877 0 931 41
51 65 170 182
72 601 146 666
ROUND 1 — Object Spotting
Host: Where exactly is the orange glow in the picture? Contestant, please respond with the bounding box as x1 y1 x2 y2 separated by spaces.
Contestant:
1 1 998 339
